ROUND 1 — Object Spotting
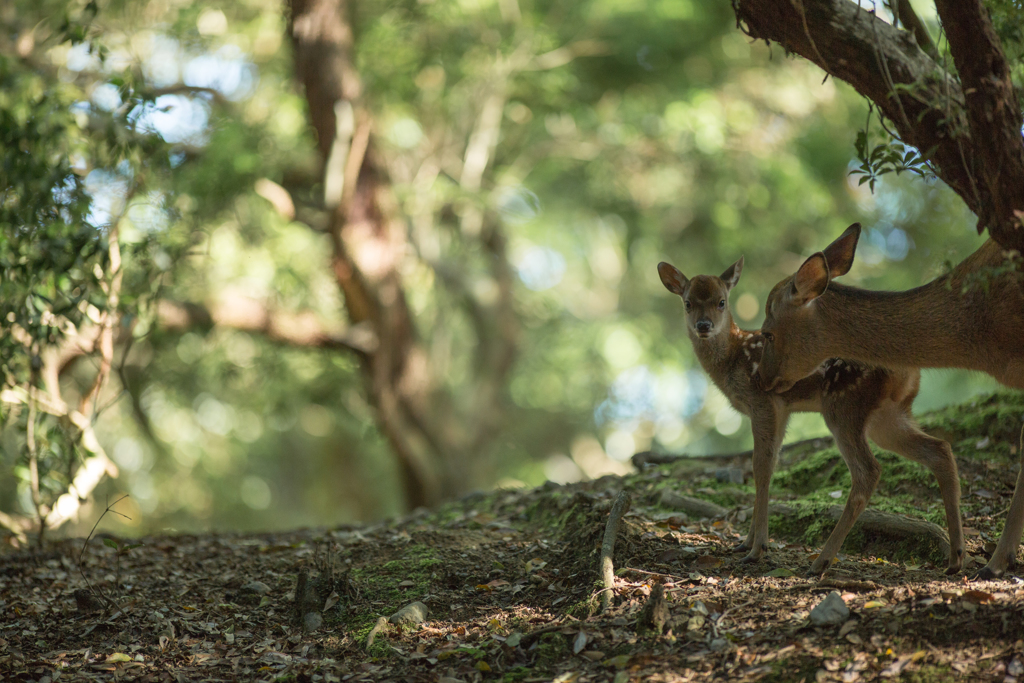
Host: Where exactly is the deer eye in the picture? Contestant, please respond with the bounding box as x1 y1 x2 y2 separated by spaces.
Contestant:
684 300 692 311
763 332 775 343
718 299 726 310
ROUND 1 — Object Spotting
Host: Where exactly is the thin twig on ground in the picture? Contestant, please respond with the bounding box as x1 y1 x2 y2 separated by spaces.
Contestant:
76 494 131 612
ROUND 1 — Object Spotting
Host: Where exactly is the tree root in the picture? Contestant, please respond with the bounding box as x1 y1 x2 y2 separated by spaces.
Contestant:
633 437 835 470
760 504 951 558
659 491 729 519
660 491 951 558
837 507 951 557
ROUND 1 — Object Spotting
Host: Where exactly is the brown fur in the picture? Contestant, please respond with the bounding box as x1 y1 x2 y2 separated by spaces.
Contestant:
757 224 1024 577
659 259 964 575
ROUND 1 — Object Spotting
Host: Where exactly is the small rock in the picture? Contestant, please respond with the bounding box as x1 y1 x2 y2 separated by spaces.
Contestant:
1008 657 1024 677
243 581 271 594
302 612 323 632
231 581 272 606
389 601 428 625
809 591 849 626
709 637 728 651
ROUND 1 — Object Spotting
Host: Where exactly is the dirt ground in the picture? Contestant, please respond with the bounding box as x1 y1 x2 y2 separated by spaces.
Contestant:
3 392 1024 682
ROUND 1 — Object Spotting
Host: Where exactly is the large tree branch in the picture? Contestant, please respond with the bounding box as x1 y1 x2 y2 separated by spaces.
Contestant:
934 0 1024 250
732 0 1024 252
890 0 937 61
156 297 377 354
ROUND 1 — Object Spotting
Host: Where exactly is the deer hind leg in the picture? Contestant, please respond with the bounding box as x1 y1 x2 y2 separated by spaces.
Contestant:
809 411 880 576
738 403 787 563
866 401 965 574
976 444 1024 579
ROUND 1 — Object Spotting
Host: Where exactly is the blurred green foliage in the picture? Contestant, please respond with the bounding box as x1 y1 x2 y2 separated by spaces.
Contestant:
0 0 1005 536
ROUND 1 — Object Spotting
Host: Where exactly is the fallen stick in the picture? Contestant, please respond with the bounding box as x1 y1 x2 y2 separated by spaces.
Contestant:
816 578 879 592
633 437 835 469
600 491 632 613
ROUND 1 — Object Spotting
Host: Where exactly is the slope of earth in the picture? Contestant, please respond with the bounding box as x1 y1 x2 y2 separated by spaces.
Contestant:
1 391 1024 682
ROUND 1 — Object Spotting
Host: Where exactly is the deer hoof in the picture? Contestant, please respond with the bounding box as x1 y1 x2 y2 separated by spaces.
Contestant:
732 542 752 554
970 565 1002 581
806 558 831 577
944 564 962 576
738 553 762 565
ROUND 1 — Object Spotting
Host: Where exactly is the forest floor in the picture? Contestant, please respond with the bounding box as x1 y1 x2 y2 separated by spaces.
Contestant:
3 391 1024 683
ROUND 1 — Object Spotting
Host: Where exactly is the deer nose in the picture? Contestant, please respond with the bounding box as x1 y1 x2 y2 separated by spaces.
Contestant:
695 320 712 334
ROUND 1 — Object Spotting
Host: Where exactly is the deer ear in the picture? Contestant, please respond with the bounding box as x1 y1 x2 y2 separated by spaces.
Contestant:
658 262 689 296
822 223 861 277
720 256 743 292
790 252 829 304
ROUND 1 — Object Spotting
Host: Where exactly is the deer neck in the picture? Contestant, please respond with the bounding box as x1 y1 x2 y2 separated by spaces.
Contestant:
689 320 749 382
815 278 967 369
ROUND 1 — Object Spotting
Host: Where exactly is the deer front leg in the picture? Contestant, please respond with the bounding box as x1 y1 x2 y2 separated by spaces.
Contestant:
808 428 880 576
739 402 786 563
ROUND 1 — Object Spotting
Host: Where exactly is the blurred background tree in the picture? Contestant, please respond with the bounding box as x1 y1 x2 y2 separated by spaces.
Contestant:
0 0 1005 538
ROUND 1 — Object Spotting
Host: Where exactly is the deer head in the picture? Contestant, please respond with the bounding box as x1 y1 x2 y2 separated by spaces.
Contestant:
756 223 861 392
658 258 743 340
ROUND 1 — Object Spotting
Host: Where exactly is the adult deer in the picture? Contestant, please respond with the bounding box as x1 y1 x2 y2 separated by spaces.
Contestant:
659 258 964 575
757 224 1024 578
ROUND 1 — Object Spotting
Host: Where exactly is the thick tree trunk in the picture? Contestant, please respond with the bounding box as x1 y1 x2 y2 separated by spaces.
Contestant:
731 0 1024 252
288 0 444 509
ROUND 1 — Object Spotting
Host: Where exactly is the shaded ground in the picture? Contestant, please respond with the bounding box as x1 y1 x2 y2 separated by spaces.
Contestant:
2 391 1024 682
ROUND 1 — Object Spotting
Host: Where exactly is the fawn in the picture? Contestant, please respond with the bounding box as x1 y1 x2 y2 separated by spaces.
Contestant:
659 258 964 575
757 223 1024 578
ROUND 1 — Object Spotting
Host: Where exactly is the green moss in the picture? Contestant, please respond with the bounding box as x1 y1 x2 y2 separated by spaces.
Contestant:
566 594 600 619
772 447 846 494
348 621 395 659
534 632 569 667
765 495 947 564
902 665 956 682
921 390 1024 447
335 544 440 629
502 667 533 682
